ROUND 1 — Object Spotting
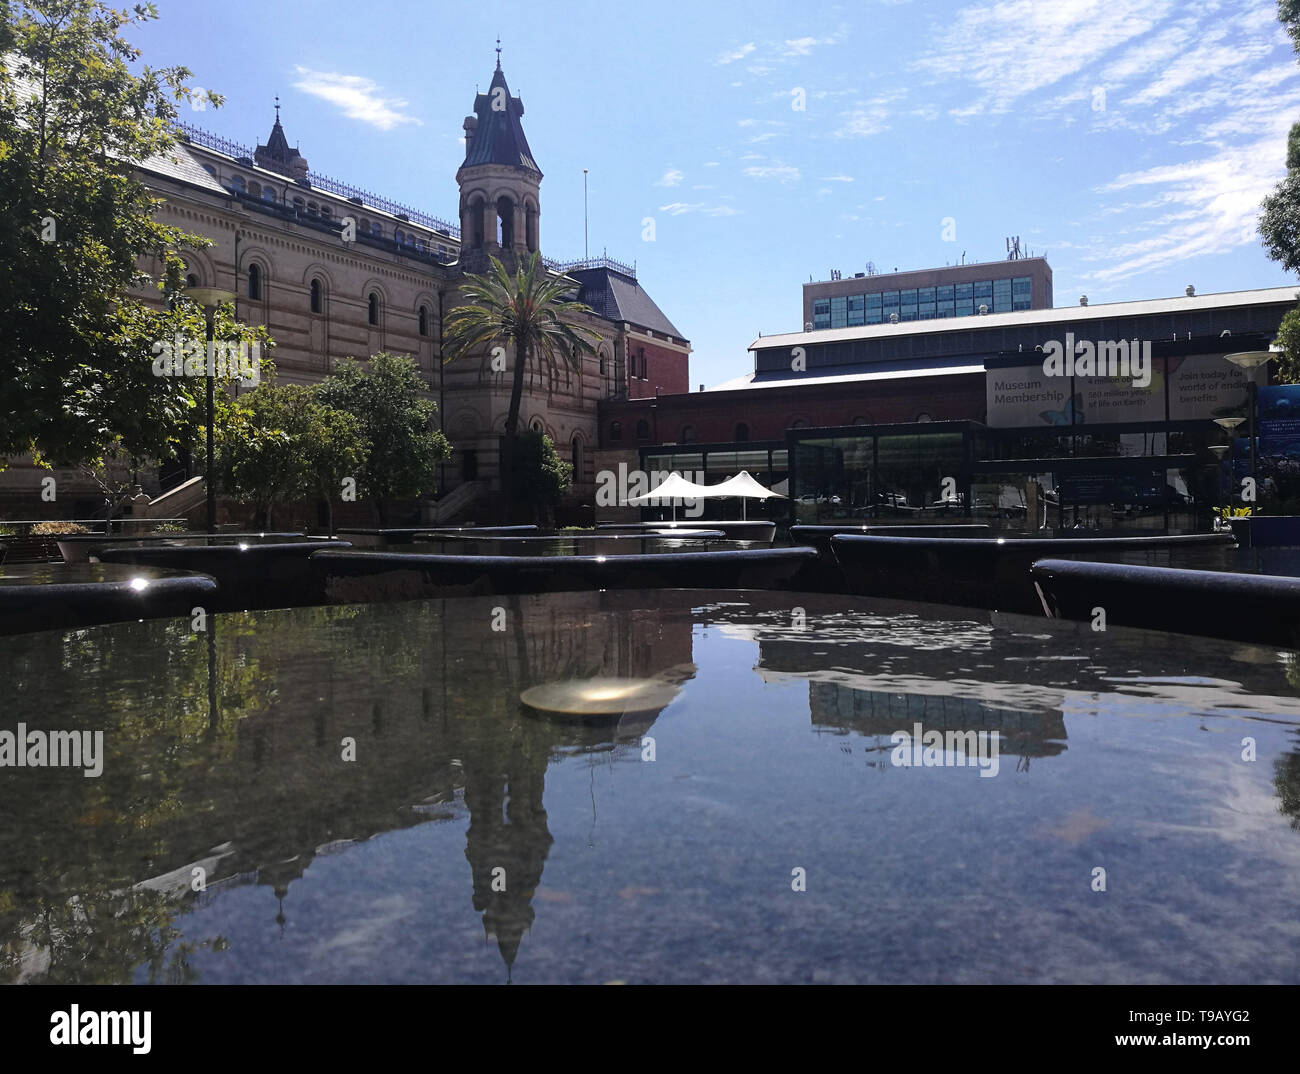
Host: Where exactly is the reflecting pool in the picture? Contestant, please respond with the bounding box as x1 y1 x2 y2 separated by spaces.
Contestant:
2 590 1298 984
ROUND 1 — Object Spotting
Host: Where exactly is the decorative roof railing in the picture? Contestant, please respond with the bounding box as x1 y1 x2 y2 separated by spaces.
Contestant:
543 255 636 280
175 121 461 238
172 124 643 275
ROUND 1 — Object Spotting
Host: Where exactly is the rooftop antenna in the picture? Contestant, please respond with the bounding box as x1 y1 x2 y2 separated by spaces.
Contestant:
584 169 588 260
495 36 502 69
274 95 280 123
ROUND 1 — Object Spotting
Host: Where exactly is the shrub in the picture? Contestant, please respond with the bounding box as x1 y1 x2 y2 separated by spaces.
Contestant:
152 521 187 533
30 521 92 535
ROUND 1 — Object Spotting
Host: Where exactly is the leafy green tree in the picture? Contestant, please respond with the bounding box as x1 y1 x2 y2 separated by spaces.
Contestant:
510 430 573 525
213 383 309 530
209 380 363 530
442 253 600 505
1258 4 1300 382
300 390 367 536
1274 306 1300 385
316 353 450 523
0 0 259 469
1260 173 1300 277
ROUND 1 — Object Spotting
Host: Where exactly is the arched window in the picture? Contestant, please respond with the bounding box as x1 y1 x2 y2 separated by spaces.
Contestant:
307 201 319 218
320 205 331 220
230 174 245 194
610 420 622 442
530 417 544 434
635 419 650 440
571 436 581 473
372 223 383 239
367 292 380 326
292 196 305 213
202 164 216 178
418 305 430 337
638 347 647 379
496 196 514 248
185 273 199 289
261 186 276 203
360 218 372 234
681 424 697 443
735 422 750 442
469 197 485 249
248 181 261 199
915 413 933 423
247 263 261 301
599 353 608 376
394 228 405 246
310 278 322 314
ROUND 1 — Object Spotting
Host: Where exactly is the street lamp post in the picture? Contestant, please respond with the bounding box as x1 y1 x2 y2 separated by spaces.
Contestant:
1223 352 1273 516
185 287 237 534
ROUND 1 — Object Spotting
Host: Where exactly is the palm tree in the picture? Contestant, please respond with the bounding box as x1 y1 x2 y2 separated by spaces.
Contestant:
443 251 603 444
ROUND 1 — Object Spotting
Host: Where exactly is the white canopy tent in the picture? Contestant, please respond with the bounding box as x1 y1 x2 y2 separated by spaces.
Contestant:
623 472 710 521
625 470 785 520
701 470 787 519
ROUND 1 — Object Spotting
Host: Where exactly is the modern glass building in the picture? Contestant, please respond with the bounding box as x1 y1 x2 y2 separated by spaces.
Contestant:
803 257 1052 331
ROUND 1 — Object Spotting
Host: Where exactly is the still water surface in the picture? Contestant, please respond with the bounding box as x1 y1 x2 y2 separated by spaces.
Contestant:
1 589 1298 984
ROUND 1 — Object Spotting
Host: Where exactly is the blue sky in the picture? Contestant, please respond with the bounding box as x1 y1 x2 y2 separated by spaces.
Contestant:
133 0 1300 388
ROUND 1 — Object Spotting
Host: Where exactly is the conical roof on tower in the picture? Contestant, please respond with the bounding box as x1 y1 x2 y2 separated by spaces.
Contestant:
461 62 542 176
255 98 307 177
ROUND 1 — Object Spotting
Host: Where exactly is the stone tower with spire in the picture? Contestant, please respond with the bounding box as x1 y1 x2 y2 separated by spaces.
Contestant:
255 97 309 180
456 44 542 274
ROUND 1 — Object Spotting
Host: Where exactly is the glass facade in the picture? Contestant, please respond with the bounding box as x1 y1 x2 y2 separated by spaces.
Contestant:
787 421 1215 532
812 274 1035 331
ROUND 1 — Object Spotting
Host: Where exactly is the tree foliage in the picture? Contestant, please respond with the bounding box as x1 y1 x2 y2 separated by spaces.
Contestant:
212 381 366 531
0 0 263 470
315 353 450 522
510 430 572 522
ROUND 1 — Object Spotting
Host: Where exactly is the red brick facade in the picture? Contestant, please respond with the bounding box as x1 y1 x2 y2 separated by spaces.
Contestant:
599 372 986 447
624 331 690 399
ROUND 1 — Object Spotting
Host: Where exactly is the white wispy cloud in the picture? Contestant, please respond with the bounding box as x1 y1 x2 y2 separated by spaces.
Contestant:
659 201 740 216
1087 115 1293 283
784 35 838 56
820 174 854 182
291 66 421 130
743 162 801 182
836 97 894 137
915 0 1173 116
717 43 756 65
656 168 684 187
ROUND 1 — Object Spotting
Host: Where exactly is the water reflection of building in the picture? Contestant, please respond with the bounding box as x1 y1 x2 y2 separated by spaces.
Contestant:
806 681 1067 762
0 590 696 982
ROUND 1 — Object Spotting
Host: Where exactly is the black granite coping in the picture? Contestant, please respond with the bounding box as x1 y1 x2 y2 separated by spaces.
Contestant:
0 564 218 635
96 541 351 611
829 531 1237 614
1030 558 1300 647
312 546 820 601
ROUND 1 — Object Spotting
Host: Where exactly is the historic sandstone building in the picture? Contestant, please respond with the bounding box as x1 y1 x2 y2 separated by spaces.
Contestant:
2 57 690 523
